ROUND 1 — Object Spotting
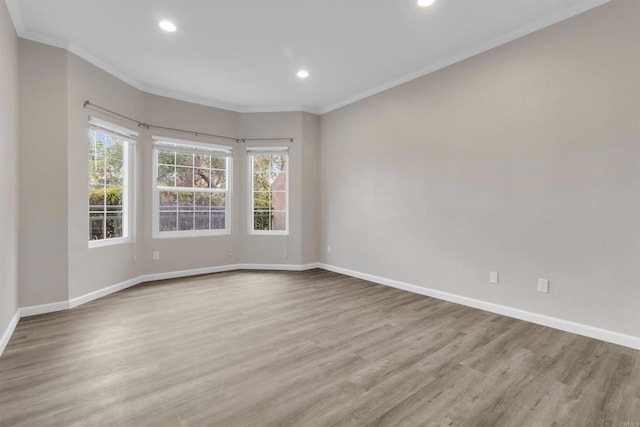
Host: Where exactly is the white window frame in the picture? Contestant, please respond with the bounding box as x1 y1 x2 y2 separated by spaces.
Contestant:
152 136 233 239
247 147 289 236
88 117 136 249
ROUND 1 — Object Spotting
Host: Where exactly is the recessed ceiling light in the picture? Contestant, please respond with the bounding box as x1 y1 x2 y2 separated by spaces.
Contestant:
158 20 177 32
417 0 436 7
297 70 309 79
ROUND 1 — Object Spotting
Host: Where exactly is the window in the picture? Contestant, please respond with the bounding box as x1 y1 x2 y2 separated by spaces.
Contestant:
88 118 135 247
153 138 232 238
248 147 289 234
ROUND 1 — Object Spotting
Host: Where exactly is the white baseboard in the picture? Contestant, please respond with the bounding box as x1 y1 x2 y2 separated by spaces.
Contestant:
318 263 640 350
238 262 321 271
141 262 321 283
10 261 637 353
4 262 321 358
69 276 142 309
0 311 20 358
18 262 323 319
19 300 70 317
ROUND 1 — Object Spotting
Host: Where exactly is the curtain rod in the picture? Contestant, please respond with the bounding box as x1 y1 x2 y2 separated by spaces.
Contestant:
83 100 294 143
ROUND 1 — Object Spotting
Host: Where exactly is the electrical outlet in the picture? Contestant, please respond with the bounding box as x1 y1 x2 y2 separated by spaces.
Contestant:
489 271 499 284
327 245 331 254
283 253 288 259
538 278 549 293
153 251 160 261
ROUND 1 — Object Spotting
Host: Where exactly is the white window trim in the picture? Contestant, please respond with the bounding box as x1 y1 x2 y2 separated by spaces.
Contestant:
152 138 233 239
88 118 136 249
89 236 133 249
247 147 289 236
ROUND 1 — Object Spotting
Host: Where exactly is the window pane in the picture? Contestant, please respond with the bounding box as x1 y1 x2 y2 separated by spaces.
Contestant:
270 171 286 191
211 212 225 230
159 212 177 232
194 212 210 230
106 212 123 239
211 170 226 189
271 211 287 231
157 150 175 165
194 168 210 188
253 192 271 209
157 165 175 187
176 152 193 167
178 210 194 230
159 191 177 208
89 154 105 186
105 186 123 208
194 154 210 169
89 212 104 240
271 191 287 211
105 160 124 185
211 194 226 230
176 166 193 187
252 155 270 172
211 156 226 170
253 173 269 192
105 139 123 162
211 193 225 208
270 155 287 173
178 191 194 207
254 210 270 231
88 130 100 153
89 185 105 208
194 193 211 210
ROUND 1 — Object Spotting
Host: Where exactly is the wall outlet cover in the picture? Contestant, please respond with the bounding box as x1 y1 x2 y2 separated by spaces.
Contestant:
538 278 549 293
489 271 499 284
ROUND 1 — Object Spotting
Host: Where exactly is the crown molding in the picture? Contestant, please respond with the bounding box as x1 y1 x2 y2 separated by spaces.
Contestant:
144 85 320 115
5 0 315 115
317 0 611 114
67 42 148 93
4 0 23 35
6 0 609 117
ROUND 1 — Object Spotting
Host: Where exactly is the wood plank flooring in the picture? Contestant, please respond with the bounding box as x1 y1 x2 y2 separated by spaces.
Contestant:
0 269 638 426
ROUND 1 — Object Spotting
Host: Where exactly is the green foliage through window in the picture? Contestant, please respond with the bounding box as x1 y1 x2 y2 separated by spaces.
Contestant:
251 152 287 232
89 126 129 242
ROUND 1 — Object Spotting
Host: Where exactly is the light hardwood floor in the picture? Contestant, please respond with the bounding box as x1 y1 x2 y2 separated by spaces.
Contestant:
0 269 638 426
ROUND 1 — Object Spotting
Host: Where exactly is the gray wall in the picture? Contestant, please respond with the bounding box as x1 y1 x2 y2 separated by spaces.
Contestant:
17 41 321 302
301 112 321 265
320 0 640 337
237 112 303 266
0 0 19 333
18 39 69 307
67 52 145 299
9 0 638 342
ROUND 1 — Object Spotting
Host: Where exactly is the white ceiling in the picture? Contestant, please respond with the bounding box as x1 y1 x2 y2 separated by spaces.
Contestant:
7 0 607 114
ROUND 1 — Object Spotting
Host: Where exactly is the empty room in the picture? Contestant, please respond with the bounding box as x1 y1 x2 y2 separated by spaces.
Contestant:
0 0 639 425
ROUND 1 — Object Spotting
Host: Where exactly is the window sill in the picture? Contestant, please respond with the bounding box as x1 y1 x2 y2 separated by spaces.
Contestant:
153 230 231 239
88 237 133 249
249 231 289 236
